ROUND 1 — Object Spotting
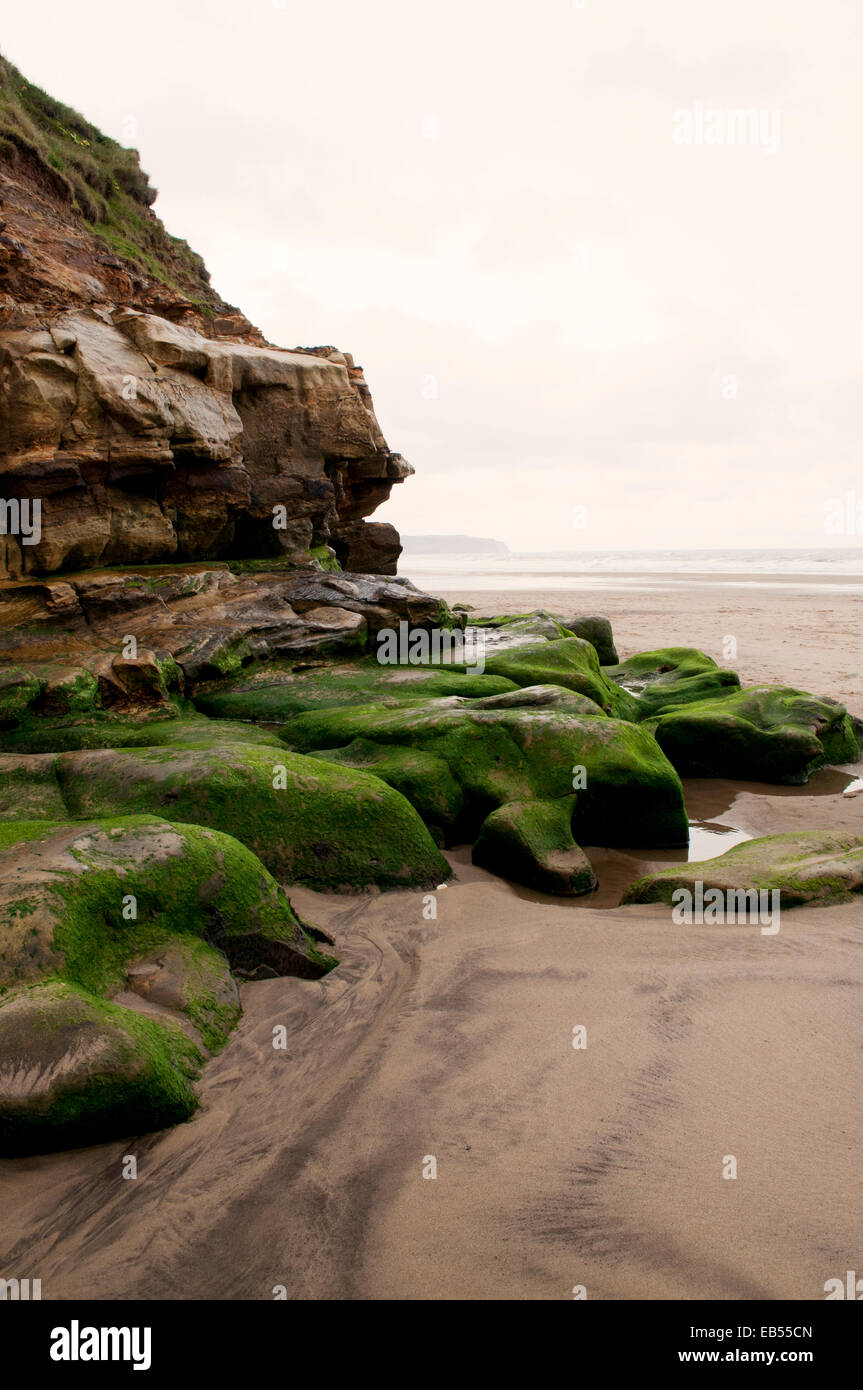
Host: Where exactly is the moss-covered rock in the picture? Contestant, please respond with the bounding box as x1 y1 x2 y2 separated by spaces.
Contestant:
124 937 241 1053
605 647 741 718
477 638 639 720
559 615 618 665
0 752 68 819
472 796 596 895
307 740 464 846
0 667 41 725
0 819 62 852
622 830 863 910
0 814 328 998
468 611 576 644
282 687 688 850
648 685 861 784
194 657 517 722
0 745 449 891
0 712 285 754
0 814 335 1155
0 980 203 1156
445 610 619 663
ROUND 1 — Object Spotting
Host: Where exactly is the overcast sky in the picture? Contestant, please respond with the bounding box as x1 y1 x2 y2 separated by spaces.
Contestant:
4 0 862 551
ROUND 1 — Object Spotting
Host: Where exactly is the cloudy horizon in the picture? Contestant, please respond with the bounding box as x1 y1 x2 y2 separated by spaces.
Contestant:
4 0 862 552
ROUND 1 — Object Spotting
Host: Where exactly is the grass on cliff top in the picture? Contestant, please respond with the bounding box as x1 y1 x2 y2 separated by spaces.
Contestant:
0 53 222 310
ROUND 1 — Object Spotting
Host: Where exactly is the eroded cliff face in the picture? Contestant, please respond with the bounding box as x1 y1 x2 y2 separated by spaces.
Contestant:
0 55 410 581
0 307 411 578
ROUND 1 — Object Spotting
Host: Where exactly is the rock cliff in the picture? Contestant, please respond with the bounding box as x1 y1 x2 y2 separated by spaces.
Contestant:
0 54 410 582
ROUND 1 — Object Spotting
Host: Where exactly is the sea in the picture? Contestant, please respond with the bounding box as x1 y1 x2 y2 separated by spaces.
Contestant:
399 548 863 593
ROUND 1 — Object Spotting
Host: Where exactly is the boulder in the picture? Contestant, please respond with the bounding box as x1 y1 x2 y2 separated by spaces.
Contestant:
0 814 334 1154
478 637 639 720
561 615 619 665
282 686 689 852
622 830 863 911
606 647 740 718
472 797 597 896
0 746 450 891
330 520 402 575
648 685 861 784
0 981 202 1157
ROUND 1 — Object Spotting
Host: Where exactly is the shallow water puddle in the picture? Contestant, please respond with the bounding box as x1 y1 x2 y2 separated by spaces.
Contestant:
449 764 863 910
686 820 752 860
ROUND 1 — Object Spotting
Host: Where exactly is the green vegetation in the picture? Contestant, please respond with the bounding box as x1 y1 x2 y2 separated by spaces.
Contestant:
0 52 222 307
472 796 596 895
605 647 741 719
0 815 337 1153
623 830 863 910
281 688 689 849
477 638 640 720
647 685 861 783
0 744 450 890
0 980 203 1156
195 657 517 721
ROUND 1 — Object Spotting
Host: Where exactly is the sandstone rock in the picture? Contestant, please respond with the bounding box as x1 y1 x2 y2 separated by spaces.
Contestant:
0 564 446 711
331 520 402 574
0 309 413 578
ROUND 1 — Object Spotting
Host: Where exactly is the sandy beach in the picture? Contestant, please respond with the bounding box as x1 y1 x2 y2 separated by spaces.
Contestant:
1 577 861 1301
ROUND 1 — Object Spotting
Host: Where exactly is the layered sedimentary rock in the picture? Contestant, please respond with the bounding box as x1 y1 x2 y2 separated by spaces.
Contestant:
0 564 441 704
0 307 412 579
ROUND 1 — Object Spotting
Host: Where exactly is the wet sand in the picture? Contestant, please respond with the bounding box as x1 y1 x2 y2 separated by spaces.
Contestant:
1 579 861 1300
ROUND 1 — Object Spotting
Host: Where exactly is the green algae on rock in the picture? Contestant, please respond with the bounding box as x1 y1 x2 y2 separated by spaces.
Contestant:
282 686 688 851
0 815 333 1155
0 981 203 1157
647 685 861 784
307 740 464 848
194 657 517 722
472 796 597 896
560 615 618 666
622 830 863 911
0 745 450 891
0 712 287 755
469 611 619 665
605 647 741 719
476 638 639 720
0 814 329 999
